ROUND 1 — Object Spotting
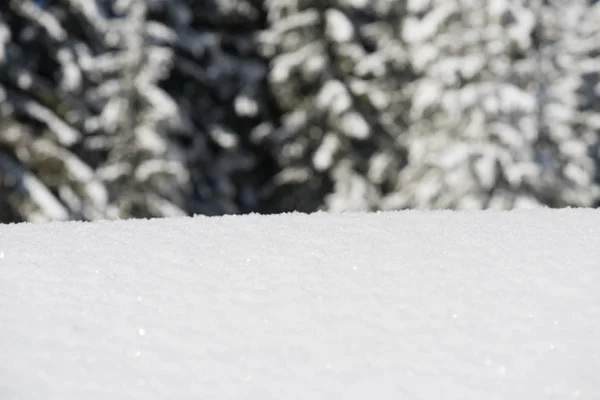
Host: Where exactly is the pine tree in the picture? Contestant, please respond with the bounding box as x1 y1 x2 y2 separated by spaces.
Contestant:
382 0 600 210
144 0 274 216
0 0 274 222
259 0 412 212
2 0 600 223
92 0 190 218
0 0 109 222
532 0 600 207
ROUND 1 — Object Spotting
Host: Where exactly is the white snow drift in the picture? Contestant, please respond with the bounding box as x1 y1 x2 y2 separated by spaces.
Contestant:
1 209 599 399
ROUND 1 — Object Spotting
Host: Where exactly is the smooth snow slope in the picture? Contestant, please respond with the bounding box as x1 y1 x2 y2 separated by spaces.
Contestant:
1 210 599 400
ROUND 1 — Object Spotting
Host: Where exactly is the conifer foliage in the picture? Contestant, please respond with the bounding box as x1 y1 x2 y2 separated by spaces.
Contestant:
259 0 411 212
384 0 600 210
0 0 272 222
1 0 600 223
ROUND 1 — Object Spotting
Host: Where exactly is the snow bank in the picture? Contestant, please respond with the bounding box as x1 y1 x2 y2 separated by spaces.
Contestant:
1 210 599 399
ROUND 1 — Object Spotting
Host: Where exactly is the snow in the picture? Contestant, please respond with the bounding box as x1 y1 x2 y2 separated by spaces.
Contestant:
317 80 352 113
25 102 80 146
1 210 600 399
0 22 9 63
0 153 69 222
313 133 340 171
325 9 355 43
339 111 371 139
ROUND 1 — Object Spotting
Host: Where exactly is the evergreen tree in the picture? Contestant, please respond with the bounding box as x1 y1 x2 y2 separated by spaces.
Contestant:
2 0 600 224
144 0 274 216
381 0 600 210
0 0 274 222
259 0 412 212
0 0 109 222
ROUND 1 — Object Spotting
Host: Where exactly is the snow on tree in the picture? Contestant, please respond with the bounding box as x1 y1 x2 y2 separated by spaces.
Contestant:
143 0 274 216
2 0 600 223
381 0 600 210
533 0 600 207
258 0 411 213
0 1 109 222
89 0 191 219
0 0 273 222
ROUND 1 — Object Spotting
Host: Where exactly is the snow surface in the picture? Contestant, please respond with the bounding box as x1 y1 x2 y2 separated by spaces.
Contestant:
1 210 600 399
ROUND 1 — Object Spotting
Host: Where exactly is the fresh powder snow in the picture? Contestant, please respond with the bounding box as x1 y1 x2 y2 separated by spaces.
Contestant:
1 209 599 399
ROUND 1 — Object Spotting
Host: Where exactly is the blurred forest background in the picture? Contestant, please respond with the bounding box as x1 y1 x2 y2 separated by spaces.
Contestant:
1 0 600 223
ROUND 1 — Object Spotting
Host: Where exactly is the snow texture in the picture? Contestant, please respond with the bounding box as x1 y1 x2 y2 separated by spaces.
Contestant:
1 209 600 399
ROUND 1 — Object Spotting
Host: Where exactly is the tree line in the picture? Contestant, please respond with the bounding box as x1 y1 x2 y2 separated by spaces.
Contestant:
1 0 599 223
